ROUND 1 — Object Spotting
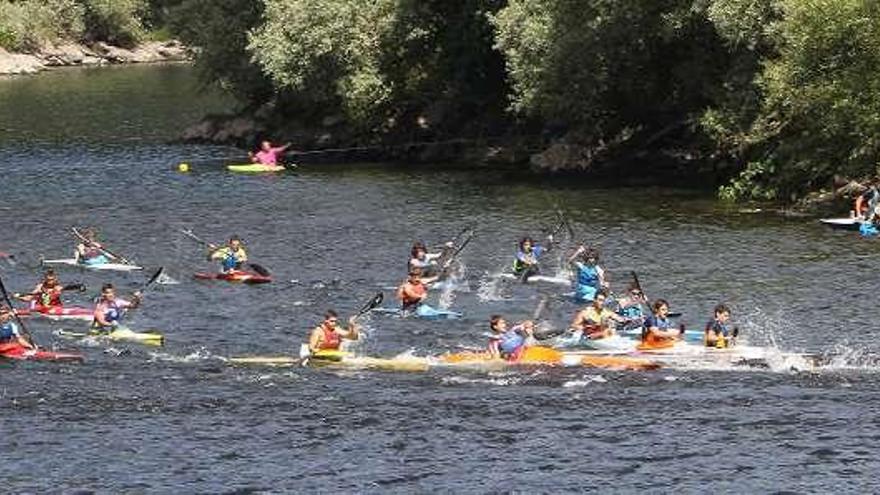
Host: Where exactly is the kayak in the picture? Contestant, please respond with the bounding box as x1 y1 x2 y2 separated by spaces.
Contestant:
619 326 705 344
552 331 636 351
228 350 430 372
372 304 463 320
194 270 272 285
436 346 660 371
41 258 143 272
56 327 164 346
0 342 84 362
819 217 862 230
498 273 572 286
227 163 288 173
17 305 93 321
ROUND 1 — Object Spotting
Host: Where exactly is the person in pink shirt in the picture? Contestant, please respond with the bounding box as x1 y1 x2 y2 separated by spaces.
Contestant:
249 140 292 165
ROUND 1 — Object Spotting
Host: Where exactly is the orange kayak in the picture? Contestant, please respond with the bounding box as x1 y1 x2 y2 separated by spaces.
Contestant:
438 346 659 371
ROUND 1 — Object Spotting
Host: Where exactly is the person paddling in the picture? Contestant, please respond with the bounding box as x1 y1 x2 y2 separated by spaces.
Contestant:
307 310 359 353
207 236 248 273
488 315 535 361
249 140 292 165
0 305 33 349
14 270 66 310
74 228 116 266
569 245 608 302
92 283 141 333
396 268 438 311
855 184 880 221
641 299 683 348
408 241 453 277
615 282 647 321
512 236 552 280
704 303 738 348
570 290 626 339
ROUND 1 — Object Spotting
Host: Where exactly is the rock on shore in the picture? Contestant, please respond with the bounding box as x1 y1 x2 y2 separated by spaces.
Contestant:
0 40 188 76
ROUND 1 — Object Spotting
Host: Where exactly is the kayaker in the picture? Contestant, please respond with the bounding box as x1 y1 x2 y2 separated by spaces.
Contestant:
570 290 626 339
641 299 683 348
855 184 880 221
569 245 608 302
488 315 535 361
92 283 141 333
207 236 248 273
396 268 438 311
0 305 33 349
408 241 453 277
704 303 738 348
512 236 551 279
74 228 113 265
616 283 647 320
14 270 65 309
307 310 360 353
249 140 291 165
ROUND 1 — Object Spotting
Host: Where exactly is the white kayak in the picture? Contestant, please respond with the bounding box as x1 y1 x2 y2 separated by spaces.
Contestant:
498 272 572 286
819 217 862 230
41 258 143 271
552 331 636 351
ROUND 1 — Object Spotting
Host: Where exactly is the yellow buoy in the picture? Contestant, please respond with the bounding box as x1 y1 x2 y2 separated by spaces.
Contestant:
178 162 190 173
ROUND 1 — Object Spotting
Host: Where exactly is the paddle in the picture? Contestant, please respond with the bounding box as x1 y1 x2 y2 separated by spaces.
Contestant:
355 292 384 319
631 270 681 318
0 275 38 348
439 230 474 274
14 283 86 298
180 229 270 276
71 227 133 265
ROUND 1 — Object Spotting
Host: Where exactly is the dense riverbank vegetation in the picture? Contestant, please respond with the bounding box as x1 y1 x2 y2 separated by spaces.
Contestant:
6 0 877 202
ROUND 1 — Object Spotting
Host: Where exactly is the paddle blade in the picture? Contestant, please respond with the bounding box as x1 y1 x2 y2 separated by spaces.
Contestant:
63 283 86 292
145 267 165 289
357 292 384 316
248 263 271 277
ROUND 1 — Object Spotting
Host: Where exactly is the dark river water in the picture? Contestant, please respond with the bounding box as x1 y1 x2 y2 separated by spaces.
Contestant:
1 64 878 493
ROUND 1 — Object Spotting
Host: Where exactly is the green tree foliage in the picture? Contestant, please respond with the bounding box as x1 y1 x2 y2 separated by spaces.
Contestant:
492 0 730 148
169 0 272 104
80 0 147 48
0 0 85 51
711 0 880 200
247 0 508 133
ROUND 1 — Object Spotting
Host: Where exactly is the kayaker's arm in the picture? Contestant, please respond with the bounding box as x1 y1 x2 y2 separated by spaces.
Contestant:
308 326 322 352
568 245 586 264
343 316 360 340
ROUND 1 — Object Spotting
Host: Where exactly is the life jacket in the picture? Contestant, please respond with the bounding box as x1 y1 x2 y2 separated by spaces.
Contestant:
92 299 125 330
317 324 342 350
0 321 18 343
220 247 245 271
498 329 526 356
398 281 427 308
513 245 543 274
618 303 644 319
704 319 730 348
576 263 599 289
38 285 62 307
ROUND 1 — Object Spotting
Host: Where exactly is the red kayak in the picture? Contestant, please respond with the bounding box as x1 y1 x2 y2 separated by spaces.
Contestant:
17 305 93 321
193 270 272 285
0 342 84 363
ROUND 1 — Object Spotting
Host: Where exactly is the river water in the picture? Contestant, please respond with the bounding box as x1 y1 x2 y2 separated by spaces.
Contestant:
1 64 878 493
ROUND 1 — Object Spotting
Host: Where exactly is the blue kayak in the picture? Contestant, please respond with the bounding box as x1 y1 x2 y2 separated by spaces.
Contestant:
372 304 463 320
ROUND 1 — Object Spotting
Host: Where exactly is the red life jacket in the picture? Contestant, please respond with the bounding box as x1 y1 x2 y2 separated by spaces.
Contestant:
317 324 342 350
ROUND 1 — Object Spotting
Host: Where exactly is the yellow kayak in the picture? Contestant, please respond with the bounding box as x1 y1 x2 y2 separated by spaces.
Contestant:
227 350 429 372
56 327 165 347
226 163 288 173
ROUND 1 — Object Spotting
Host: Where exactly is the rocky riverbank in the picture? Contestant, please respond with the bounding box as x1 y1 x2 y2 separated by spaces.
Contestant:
0 40 187 76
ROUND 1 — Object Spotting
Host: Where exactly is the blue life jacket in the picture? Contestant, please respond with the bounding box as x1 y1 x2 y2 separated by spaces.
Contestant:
644 314 672 331
0 321 18 342
860 222 879 237
576 263 599 289
498 330 526 354
619 304 644 319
